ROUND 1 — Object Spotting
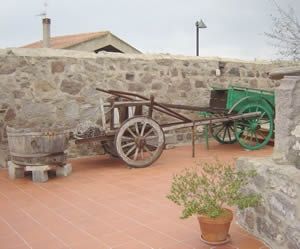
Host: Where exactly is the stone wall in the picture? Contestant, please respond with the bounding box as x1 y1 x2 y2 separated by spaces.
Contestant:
0 48 276 167
237 71 300 249
237 157 300 249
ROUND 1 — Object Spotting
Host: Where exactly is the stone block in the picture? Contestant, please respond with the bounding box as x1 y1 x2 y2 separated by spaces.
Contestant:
164 133 176 145
32 170 48 183
256 217 279 240
228 67 240 76
60 79 83 95
178 80 191 91
56 163 72 177
286 226 300 249
7 161 25 179
244 209 255 230
0 63 16 75
268 193 296 220
176 134 184 141
195 80 205 88
51 61 65 73
128 83 145 92
125 73 135 81
171 68 178 77
151 82 162 90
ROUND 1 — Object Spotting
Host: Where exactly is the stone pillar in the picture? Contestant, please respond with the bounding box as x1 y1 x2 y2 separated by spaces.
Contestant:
273 76 300 168
270 67 300 168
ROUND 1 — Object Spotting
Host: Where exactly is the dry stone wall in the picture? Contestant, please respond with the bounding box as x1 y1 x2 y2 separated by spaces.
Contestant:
0 48 276 166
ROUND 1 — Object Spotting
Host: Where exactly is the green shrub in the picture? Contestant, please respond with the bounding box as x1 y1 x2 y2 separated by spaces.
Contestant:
167 160 261 219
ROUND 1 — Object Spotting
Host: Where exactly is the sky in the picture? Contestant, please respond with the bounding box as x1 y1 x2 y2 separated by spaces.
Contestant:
0 0 299 60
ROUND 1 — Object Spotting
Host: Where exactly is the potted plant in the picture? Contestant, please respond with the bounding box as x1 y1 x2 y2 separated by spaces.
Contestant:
167 160 261 245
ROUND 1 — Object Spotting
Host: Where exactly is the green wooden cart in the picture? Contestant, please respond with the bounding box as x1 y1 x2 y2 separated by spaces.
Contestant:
206 86 275 150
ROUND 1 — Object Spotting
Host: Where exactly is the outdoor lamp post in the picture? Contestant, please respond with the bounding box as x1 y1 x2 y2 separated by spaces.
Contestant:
195 19 207 56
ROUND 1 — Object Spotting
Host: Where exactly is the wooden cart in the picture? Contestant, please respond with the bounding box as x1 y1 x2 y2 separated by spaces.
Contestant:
74 88 265 168
207 86 275 150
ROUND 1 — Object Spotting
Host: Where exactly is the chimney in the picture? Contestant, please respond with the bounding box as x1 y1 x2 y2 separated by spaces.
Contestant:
42 18 51 48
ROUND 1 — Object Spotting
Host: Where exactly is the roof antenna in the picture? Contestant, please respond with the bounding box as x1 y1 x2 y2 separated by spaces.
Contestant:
36 1 48 18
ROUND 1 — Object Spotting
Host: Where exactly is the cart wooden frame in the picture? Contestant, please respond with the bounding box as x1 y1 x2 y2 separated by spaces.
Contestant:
74 87 273 168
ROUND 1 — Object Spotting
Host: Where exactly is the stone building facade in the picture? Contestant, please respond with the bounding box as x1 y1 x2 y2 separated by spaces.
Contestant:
0 48 276 167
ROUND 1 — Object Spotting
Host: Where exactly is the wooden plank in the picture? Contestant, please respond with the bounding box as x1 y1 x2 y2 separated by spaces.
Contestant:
103 101 150 107
162 112 261 131
74 135 115 144
99 98 106 130
135 105 143 116
148 95 154 117
109 100 115 130
119 106 129 124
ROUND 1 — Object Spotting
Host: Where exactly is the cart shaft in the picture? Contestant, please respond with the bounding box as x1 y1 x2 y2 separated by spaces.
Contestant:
162 112 261 131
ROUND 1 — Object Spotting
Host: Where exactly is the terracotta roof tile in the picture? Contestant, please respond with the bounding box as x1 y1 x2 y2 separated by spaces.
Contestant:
22 31 109 49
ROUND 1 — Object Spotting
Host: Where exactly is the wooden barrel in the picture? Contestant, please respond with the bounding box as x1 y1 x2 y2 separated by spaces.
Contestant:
7 126 70 166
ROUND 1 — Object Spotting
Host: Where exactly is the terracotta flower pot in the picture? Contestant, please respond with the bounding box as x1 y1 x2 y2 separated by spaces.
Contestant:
197 208 233 243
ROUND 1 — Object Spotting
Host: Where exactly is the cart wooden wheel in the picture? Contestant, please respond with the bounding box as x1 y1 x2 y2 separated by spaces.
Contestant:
102 140 135 158
234 103 274 150
115 116 165 168
211 120 236 144
102 141 119 157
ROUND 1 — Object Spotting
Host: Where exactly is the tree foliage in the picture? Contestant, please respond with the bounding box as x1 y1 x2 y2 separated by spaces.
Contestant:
265 1 300 61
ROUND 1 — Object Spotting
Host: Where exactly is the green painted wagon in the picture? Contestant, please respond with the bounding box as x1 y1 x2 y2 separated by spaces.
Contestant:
207 86 275 150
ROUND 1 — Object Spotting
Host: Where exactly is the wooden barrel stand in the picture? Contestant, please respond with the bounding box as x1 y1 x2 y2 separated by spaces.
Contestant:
7 127 71 182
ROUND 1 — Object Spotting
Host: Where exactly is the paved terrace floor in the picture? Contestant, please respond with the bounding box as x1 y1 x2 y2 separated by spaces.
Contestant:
0 142 272 249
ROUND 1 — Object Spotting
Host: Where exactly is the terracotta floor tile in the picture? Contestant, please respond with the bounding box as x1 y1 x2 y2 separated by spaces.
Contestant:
160 241 195 249
230 234 266 249
68 238 108 249
0 143 272 249
77 217 117 238
28 237 68 249
209 246 239 249
0 233 29 249
0 221 15 238
126 226 179 248
98 231 133 247
146 219 199 242
112 239 152 249
183 237 211 249
102 215 143 232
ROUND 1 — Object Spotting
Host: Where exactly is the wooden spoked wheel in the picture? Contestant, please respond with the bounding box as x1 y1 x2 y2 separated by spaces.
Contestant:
210 120 236 144
102 141 119 157
115 116 165 168
234 103 274 150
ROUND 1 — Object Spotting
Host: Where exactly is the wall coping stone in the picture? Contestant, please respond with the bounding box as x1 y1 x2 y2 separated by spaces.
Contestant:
0 48 274 65
237 157 300 183
269 66 300 80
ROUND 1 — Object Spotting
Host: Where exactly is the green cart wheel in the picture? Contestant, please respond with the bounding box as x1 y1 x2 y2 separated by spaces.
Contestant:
234 103 274 150
211 121 236 144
